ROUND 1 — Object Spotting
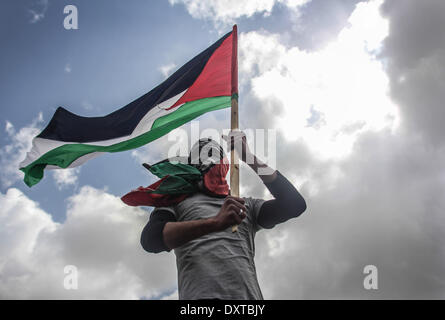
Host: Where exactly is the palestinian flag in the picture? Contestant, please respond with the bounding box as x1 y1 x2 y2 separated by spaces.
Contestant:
20 25 238 187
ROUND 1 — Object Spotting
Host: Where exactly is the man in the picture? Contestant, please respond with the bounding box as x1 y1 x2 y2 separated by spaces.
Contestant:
140 130 307 299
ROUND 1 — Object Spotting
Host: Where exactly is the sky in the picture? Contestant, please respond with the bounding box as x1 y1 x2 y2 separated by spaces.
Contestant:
1 0 445 299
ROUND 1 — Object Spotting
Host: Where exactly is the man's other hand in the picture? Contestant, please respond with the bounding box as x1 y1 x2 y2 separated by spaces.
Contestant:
222 130 253 163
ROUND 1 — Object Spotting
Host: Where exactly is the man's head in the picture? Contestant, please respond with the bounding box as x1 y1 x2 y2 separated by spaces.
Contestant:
186 138 229 196
188 138 227 173
139 137 230 198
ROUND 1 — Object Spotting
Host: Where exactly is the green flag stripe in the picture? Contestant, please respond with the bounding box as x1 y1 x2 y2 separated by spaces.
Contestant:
152 175 201 194
149 161 202 178
21 96 231 187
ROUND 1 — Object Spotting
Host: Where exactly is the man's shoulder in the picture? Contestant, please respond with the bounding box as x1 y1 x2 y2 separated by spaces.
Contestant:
242 196 266 218
242 196 266 206
152 206 176 216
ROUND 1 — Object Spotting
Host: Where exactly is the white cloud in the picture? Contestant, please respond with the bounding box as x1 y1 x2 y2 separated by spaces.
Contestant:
28 0 49 24
131 133 172 166
5 121 15 136
81 101 94 111
64 63 72 73
0 114 44 188
169 0 310 26
1 116 81 190
0 186 176 299
239 0 398 160
52 168 81 190
159 63 177 79
161 290 179 300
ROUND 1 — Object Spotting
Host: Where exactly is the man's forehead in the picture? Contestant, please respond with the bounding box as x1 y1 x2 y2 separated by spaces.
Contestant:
190 138 222 152
189 138 226 164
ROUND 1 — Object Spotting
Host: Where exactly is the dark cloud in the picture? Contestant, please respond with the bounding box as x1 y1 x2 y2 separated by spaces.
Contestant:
255 129 445 299
381 0 445 145
241 0 445 298
290 0 364 51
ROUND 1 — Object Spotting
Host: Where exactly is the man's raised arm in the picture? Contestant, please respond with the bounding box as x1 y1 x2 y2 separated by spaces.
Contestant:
223 130 307 229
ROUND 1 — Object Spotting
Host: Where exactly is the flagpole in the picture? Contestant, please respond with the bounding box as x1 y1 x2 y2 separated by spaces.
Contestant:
230 25 239 233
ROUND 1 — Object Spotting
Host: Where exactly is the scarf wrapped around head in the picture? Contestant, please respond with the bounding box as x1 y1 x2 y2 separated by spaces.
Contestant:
121 138 229 207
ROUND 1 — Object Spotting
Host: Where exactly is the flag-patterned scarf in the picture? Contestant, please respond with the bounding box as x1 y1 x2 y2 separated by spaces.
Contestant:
121 138 229 207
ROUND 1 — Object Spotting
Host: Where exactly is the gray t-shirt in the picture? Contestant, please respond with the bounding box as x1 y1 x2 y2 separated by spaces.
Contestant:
153 192 266 300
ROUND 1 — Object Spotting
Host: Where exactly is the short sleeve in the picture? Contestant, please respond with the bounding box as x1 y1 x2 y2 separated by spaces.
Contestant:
245 197 266 232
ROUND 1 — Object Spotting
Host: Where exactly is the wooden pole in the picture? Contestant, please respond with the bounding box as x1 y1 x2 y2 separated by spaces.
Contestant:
230 25 239 233
230 97 240 232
